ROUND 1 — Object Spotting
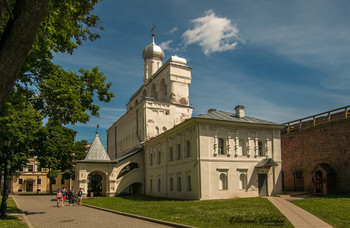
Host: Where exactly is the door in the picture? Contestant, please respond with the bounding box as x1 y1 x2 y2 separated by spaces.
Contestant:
258 174 268 196
26 182 33 192
88 172 103 197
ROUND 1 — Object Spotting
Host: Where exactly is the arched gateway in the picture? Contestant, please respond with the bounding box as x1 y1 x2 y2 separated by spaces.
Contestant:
74 133 144 197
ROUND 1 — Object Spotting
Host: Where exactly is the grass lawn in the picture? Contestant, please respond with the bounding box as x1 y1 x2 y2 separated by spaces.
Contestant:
0 196 27 228
292 193 350 228
84 195 293 227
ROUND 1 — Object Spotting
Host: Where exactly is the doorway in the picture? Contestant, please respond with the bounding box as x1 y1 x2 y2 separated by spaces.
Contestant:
315 170 323 193
258 174 268 196
26 182 33 192
88 172 103 197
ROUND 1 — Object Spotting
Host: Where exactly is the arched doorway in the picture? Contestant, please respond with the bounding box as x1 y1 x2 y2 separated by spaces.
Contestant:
88 172 103 197
315 170 323 193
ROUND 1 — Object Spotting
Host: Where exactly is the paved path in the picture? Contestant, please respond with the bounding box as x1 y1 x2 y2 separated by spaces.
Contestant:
268 197 333 228
12 195 170 228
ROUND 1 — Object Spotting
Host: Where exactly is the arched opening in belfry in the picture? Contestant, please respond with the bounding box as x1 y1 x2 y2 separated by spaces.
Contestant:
159 78 167 102
87 171 105 197
151 83 157 100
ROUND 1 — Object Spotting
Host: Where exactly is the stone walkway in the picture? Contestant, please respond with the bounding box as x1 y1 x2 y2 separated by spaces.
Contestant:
12 195 171 228
268 197 333 228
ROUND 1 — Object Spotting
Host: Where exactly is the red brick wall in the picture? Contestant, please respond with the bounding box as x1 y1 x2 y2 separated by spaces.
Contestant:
281 118 350 193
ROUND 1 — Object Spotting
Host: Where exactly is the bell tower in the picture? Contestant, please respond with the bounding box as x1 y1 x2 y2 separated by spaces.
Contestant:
142 33 165 83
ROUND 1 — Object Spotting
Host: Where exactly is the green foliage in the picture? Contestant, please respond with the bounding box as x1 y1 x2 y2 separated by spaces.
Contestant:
0 0 114 175
36 120 87 177
18 0 115 125
0 88 43 176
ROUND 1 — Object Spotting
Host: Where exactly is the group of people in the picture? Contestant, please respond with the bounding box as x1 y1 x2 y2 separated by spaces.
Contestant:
56 186 83 207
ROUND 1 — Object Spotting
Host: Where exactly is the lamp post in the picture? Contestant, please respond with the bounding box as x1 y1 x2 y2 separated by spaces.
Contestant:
1 139 11 218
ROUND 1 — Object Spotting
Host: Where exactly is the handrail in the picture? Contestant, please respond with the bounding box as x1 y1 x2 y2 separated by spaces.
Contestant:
283 105 350 133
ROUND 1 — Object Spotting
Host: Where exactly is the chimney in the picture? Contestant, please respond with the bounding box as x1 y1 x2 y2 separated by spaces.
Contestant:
235 105 245 118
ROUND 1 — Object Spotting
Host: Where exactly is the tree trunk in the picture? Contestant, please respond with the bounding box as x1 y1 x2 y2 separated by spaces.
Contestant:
0 0 49 109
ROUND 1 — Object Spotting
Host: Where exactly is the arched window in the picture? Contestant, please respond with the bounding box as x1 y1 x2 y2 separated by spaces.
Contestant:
135 99 139 106
169 177 173 191
219 173 228 190
117 163 139 179
187 175 192 191
151 83 157 100
239 173 247 190
142 89 147 97
158 151 161 164
177 176 181 192
169 147 173 161
158 178 161 192
159 78 167 101
150 179 153 191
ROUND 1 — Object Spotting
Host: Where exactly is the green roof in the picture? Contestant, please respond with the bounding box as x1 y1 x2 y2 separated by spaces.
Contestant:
196 109 280 125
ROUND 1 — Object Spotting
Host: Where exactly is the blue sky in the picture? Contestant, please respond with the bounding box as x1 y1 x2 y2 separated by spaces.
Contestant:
53 0 350 147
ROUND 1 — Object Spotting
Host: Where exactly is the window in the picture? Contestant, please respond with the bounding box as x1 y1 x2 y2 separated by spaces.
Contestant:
219 173 228 190
158 151 161 164
150 179 153 191
177 176 182 192
158 179 161 192
218 138 225 155
150 153 153 166
295 171 303 180
169 177 173 191
18 179 23 185
258 141 264 156
61 177 65 185
18 189 23 192
239 173 247 190
187 175 192 191
186 140 191 157
177 144 181 160
169 147 173 161
239 139 246 156
117 163 139 179
28 165 33 172
37 178 42 185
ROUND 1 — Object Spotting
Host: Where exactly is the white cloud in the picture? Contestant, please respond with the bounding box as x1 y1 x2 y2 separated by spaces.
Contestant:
182 9 243 55
169 27 178 34
159 40 174 51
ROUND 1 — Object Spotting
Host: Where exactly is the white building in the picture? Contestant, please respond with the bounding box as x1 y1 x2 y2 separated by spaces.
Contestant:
74 34 283 199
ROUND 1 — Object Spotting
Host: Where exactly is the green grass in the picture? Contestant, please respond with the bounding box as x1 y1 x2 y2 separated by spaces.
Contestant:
84 195 293 227
292 193 350 228
0 196 27 228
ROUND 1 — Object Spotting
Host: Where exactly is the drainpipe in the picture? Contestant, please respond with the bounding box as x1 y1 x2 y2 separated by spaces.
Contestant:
196 123 201 199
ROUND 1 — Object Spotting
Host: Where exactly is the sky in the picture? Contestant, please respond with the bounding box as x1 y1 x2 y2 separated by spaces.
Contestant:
53 0 350 147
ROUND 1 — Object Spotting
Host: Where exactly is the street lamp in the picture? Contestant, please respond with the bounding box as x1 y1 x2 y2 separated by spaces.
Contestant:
1 139 11 218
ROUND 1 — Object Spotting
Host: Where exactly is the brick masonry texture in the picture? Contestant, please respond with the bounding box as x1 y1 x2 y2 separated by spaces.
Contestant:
281 118 350 192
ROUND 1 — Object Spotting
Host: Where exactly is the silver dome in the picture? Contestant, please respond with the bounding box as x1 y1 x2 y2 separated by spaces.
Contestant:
142 38 165 61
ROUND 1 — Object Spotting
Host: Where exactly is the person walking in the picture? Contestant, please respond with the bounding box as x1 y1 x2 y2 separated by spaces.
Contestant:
77 188 83 206
61 187 67 207
56 189 62 207
70 187 76 206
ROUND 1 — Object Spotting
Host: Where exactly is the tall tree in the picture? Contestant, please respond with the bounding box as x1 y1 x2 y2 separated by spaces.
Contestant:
0 0 114 216
0 0 50 109
35 120 87 193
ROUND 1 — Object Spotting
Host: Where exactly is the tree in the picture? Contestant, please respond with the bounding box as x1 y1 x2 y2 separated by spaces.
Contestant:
0 0 114 217
0 88 43 218
0 0 50 109
35 120 87 194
